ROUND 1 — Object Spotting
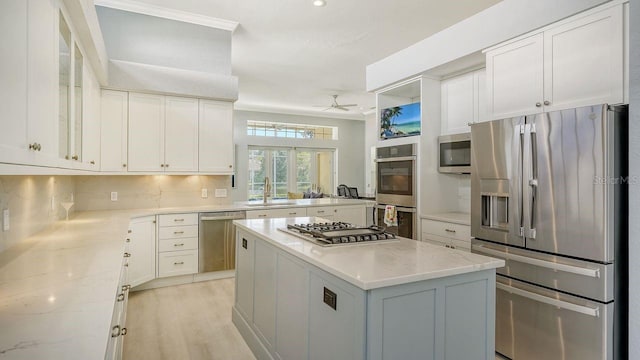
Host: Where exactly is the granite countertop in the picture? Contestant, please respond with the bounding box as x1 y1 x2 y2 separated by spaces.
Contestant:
421 212 471 226
234 217 504 290
0 198 373 359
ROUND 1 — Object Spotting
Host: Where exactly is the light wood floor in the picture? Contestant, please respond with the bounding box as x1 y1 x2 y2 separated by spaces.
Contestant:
123 278 255 360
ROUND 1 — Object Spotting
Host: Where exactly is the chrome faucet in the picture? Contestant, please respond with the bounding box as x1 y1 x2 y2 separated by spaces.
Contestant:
263 177 271 204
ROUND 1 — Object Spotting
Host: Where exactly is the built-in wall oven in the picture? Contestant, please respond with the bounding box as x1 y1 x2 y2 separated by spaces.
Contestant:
375 143 417 239
375 144 416 207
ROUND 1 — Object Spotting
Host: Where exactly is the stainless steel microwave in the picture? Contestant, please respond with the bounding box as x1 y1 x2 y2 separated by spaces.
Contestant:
438 133 471 174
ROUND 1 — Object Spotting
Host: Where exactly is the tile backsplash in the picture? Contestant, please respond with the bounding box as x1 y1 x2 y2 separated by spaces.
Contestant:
74 175 232 211
0 176 75 252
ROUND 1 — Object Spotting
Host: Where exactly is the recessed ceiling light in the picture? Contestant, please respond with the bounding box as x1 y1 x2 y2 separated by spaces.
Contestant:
313 0 326 7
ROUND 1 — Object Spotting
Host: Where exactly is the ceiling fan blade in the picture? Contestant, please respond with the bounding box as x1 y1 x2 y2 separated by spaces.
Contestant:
335 106 349 111
312 105 328 107
322 107 332 111
339 104 358 107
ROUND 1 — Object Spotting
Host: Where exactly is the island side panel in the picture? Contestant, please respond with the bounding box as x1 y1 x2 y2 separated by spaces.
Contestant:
367 269 496 360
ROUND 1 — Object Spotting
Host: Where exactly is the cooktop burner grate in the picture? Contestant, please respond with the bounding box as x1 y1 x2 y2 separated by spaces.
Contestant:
282 222 396 246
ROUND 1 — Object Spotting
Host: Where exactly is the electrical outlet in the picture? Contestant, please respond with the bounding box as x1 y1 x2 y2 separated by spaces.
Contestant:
215 189 227 198
201 188 208 198
3 209 9 231
110 192 118 201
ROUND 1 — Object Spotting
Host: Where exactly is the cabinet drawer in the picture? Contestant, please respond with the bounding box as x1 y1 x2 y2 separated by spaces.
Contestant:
158 213 198 227
158 237 198 252
422 233 471 252
306 206 335 217
158 225 198 239
421 219 470 242
158 250 198 277
246 208 307 219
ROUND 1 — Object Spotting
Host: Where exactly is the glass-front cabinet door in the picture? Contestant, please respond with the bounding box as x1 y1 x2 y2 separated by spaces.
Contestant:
73 43 83 161
58 12 71 160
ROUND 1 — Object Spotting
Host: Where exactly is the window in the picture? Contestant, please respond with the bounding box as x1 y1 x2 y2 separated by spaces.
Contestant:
248 149 290 200
248 147 335 200
247 120 337 140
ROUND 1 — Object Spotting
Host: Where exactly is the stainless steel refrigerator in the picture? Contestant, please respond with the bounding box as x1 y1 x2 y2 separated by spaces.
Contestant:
470 104 628 360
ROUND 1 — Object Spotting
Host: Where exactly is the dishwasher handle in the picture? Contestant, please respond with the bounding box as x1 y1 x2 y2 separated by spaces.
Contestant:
200 214 246 221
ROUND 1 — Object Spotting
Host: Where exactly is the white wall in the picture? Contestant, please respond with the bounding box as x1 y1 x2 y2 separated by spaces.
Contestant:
366 0 609 91
628 0 639 357
232 110 365 201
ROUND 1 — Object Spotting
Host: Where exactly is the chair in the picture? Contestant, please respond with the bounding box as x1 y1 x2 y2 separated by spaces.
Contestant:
347 187 359 199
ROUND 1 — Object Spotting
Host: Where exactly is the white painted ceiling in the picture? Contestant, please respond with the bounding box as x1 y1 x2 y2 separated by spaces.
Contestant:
101 0 501 119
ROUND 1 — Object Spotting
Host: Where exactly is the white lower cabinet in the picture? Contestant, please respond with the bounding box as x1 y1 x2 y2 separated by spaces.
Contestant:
275 253 309 360
246 208 307 219
306 205 366 226
421 218 471 251
253 241 277 349
157 213 199 278
128 216 156 287
105 255 130 360
235 233 254 320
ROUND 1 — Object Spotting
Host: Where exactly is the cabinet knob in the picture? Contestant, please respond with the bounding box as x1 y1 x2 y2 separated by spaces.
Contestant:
165 164 169 168
125 238 130 243
90 160 95 165
122 284 131 292
535 102 542 107
160 164 165 168
123 252 131 257
111 325 121 338
544 100 551 106
29 143 41 151
71 155 79 161
229 165 232 168
121 328 128 336
117 293 125 302
122 164 127 168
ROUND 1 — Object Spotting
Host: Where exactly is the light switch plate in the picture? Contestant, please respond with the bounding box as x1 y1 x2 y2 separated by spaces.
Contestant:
3 209 9 231
201 188 208 198
110 192 118 201
215 189 227 198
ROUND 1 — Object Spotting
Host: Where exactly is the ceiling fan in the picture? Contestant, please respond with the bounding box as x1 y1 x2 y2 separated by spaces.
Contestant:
314 95 358 111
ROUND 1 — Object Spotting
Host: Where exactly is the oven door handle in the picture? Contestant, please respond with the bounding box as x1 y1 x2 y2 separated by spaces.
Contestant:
375 205 416 213
496 282 600 317
375 156 416 163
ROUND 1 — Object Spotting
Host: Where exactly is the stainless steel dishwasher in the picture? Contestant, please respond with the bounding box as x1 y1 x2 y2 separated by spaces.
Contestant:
199 211 246 273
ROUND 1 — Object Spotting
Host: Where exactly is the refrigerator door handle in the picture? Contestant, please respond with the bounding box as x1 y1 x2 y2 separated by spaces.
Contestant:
496 282 600 317
528 122 538 239
472 244 601 278
518 124 525 236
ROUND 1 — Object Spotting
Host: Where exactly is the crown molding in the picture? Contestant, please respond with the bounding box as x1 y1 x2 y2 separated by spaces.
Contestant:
94 0 239 32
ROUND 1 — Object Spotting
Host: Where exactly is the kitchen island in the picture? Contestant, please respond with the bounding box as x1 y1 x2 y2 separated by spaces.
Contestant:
233 217 505 360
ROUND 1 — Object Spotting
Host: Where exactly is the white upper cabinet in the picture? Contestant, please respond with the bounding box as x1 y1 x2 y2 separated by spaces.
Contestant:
542 5 624 112
128 92 165 172
199 100 234 174
100 90 129 172
486 34 544 120
82 64 101 169
164 97 199 172
441 69 487 135
486 3 624 120
128 93 200 173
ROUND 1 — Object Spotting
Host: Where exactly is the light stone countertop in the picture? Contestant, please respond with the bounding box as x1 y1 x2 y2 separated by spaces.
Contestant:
235 217 504 290
421 211 471 226
0 198 372 359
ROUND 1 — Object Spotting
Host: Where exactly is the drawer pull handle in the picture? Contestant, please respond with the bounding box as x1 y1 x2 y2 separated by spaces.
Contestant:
122 285 131 292
117 293 125 302
174 261 185 265
123 252 131 257
121 327 128 336
174 243 184 247
258 214 267 218
174 219 185 222
445 229 456 233
174 231 184 235
289 212 297 215
317 210 325 213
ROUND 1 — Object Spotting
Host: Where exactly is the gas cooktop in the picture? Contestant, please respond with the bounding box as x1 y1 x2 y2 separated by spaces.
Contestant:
278 222 397 247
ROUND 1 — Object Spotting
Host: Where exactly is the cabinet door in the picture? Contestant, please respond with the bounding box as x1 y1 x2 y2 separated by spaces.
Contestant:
334 206 366 226
474 69 488 123
27 0 58 160
199 100 234 173
0 0 28 164
543 5 623 111
235 232 254 320
253 241 277 350
128 216 156 288
82 65 101 169
164 96 198 172
441 73 474 135
275 253 309 360
100 90 128 171
128 92 164 172
486 34 544 120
